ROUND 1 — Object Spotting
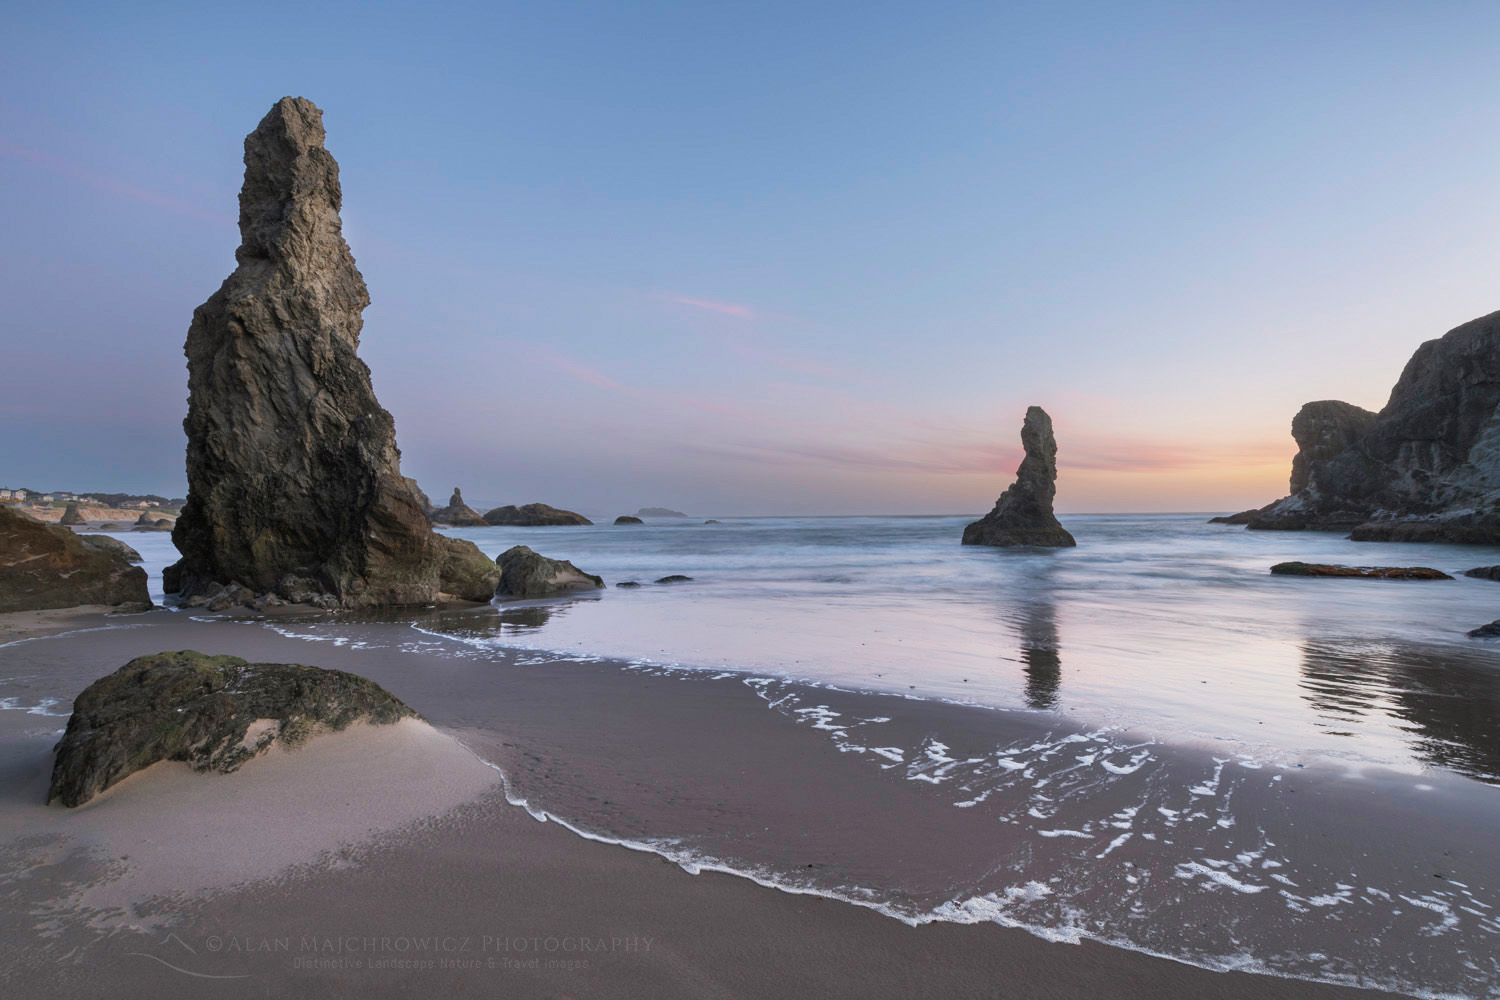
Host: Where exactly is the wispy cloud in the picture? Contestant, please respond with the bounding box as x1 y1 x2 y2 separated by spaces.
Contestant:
660 294 754 320
0 141 229 226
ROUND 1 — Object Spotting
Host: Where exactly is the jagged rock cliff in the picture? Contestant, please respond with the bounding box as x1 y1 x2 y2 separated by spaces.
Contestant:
1251 310 1500 542
962 406 1076 548
165 97 496 605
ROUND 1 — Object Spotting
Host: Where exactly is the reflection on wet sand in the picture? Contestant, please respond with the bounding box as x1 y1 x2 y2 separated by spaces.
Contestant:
340 602 570 636
1002 597 1062 710
1300 638 1500 784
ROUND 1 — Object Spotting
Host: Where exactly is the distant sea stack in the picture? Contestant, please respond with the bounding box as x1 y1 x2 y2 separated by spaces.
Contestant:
1250 310 1500 542
164 97 497 606
962 406 1076 548
430 488 488 527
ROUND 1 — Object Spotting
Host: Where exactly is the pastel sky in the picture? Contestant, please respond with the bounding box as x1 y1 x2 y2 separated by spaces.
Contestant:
3 1 1499 515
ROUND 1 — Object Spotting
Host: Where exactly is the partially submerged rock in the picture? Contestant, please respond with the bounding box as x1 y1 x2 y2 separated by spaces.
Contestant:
1269 562 1453 580
1467 620 1500 638
963 406 1076 548
164 97 493 606
59 503 85 526
704 519 721 525
79 535 143 563
1208 508 1264 525
1464 566 1500 582
0 506 151 613
47 650 418 807
615 581 641 588
430 488 488 527
614 515 644 525
655 575 693 584
495 546 603 598
133 511 157 526
133 518 174 532
96 522 121 531
484 503 592 526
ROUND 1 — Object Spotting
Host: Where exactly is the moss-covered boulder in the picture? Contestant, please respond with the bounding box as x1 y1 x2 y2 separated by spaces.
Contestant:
495 545 603 598
0 505 151 613
437 535 500 601
48 651 419 807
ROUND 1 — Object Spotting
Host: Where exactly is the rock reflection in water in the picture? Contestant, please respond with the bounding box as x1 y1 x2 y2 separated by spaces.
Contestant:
1001 598 1062 710
1300 638 1500 784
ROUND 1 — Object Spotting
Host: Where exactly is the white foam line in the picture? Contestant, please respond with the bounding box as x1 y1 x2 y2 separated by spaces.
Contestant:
446 735 1478 1000
0 623 143 649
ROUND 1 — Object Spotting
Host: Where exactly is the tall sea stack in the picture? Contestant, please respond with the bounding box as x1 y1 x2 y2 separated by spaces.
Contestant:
165 97 497 606
962 406 1076 548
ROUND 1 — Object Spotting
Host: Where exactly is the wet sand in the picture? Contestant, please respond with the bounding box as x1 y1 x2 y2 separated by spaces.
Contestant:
0 608 1449 998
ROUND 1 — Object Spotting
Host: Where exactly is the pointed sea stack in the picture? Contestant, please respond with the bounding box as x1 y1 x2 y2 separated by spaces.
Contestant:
165 97 497 606
962 406 1076 548
431 488 488 527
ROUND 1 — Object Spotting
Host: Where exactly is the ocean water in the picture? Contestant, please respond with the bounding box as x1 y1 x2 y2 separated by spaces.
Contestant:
117 515 1500 996
423 514 1500 780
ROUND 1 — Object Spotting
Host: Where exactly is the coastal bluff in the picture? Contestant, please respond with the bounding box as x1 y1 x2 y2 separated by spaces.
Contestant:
1250 309 1500 542
164 97 496 607
963 406 1076 548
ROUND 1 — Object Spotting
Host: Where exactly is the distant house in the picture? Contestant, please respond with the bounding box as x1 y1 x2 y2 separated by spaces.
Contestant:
0 489 12 500
13 490 26 501
38 495 53 503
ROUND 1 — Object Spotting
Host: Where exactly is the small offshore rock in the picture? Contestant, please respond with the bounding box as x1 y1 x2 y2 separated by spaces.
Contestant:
430 488 488 527
484 503 593 527
614 515 644 525
655 575 693 584
96 522 121 531
48 650 419 807
1463 566 1500 582
615 581 642 588
1270 562 1453 580
704 519 721 524
1467 620 1500 638
495 545 604 598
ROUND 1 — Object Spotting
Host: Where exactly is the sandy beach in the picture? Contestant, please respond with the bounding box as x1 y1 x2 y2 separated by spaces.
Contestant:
0 607 1440 998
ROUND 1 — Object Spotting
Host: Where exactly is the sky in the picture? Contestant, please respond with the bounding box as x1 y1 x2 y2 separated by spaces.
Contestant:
2 1 1499 516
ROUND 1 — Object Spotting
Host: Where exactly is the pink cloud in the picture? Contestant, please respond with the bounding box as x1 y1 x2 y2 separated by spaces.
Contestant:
0 141 229 226
660 294 754 320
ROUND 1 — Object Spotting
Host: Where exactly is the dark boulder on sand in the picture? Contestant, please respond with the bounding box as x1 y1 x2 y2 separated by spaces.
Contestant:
430 488 488 527
1251 313 1500 542
1270 561 1452 580
963 406 1076 548
484 503 593 527
495 545 604 598
0 506 151 613
59 503 85 526
614 515 644 525
163 97 493 607
47 650 418 807
79 535 143 564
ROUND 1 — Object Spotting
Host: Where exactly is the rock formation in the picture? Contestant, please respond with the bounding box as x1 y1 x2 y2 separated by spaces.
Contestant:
0 506 151 612
1269 561 1452 580
133 511 157 526
163 97 495 606
1208 508 1265 525
79 535 143 563
637 507 687 518
48 650 418 807
404 478 434 516
1464 566 1500 582
59 503 85 526
430 488 488 527
483 503 593 526
962 406 1076 548
655 575 693 584
495 546 604 598
614 515 644 525
1250 310 1500 542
